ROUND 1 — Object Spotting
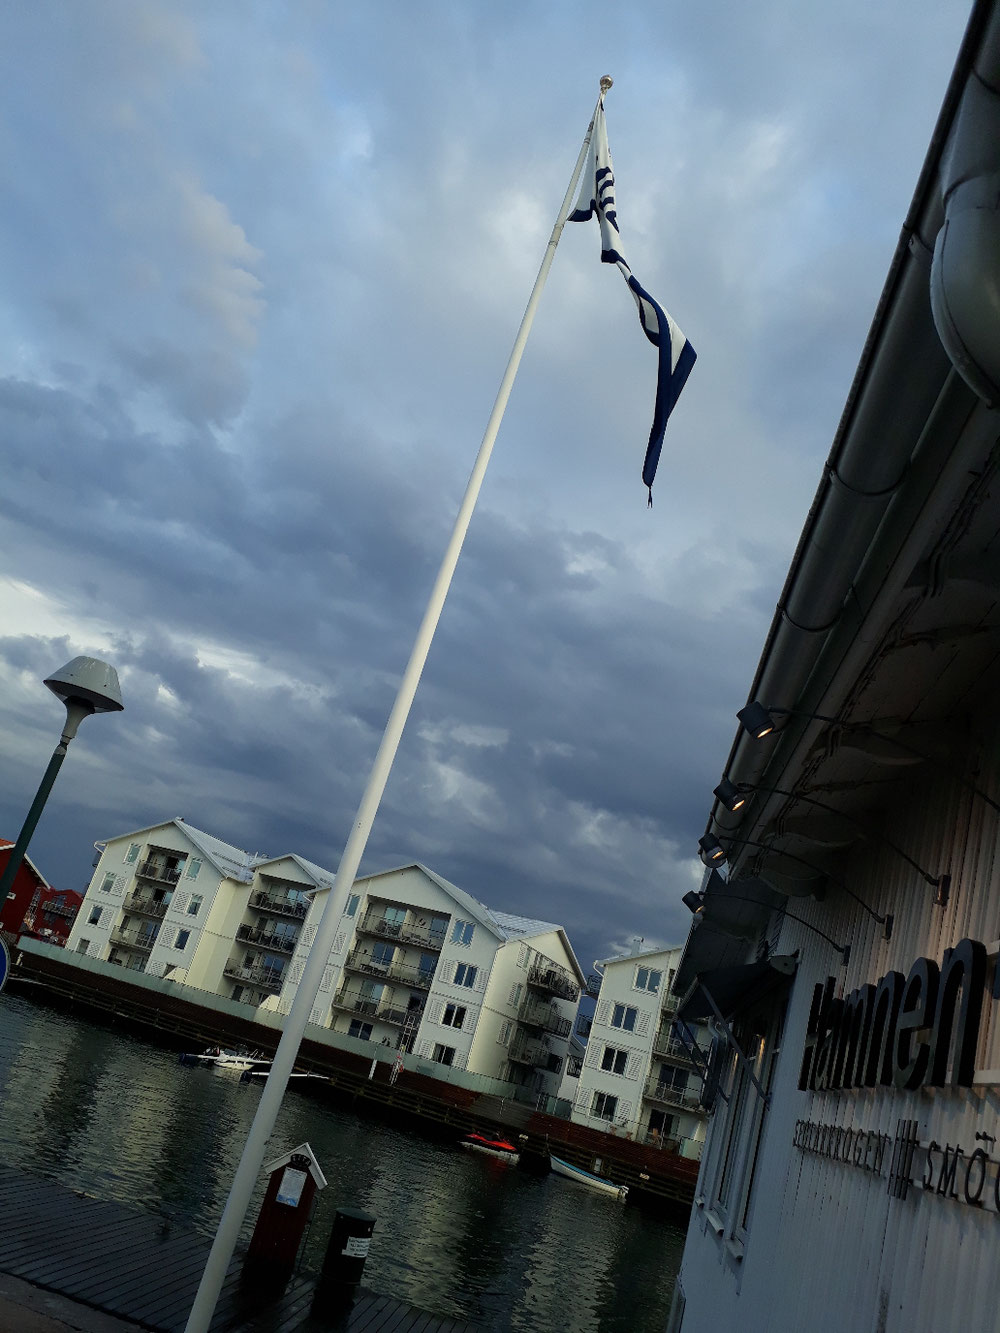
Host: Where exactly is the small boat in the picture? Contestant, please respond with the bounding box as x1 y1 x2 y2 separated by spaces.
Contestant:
178 1047 269 1072
549 1154 628 1200
460 1132 520 1164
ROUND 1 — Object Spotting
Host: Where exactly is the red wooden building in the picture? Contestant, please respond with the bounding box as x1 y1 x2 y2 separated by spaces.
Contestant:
0 840 81 945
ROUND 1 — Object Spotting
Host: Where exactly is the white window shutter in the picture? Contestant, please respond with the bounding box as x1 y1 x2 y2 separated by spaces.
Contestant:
518 943 527 969
585 1041 601 1068
173 890 189 912
310 1005 324 1024
618 1101 632 1123
87 940 101 958
333 931 345 955
635 1009 651 1036
113 875 126 897
626 1052 643 1080
321 966 333 990
508 983 519 1007
416 1040 431 1058
453 1050 467 1071
476 969 486 993
289 962 304 984
596 999 611 1027
574 1082 590 1107
303 925 317 948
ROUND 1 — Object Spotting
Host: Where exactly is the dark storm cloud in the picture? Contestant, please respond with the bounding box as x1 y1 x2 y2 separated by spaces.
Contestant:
0 0 973 970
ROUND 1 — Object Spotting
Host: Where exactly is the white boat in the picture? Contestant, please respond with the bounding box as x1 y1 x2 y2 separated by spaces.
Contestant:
178 1047 269 1072
549 1154 628 1200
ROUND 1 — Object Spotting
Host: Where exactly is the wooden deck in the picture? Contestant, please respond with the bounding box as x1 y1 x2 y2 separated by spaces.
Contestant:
0 1166 480 1332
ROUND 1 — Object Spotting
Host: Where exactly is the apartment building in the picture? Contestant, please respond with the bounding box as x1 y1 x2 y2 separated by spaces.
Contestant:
571 945 708 1157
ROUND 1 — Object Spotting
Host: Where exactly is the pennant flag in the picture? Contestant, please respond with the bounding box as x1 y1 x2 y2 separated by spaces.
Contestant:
568 101 695 504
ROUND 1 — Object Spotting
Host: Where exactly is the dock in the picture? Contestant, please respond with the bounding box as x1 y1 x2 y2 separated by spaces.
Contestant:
0 1165 481 1332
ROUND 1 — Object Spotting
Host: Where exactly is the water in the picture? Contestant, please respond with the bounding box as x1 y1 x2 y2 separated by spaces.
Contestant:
0 992 684 1331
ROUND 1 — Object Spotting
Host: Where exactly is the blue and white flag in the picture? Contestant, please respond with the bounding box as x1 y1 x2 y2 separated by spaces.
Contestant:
568 101 695 504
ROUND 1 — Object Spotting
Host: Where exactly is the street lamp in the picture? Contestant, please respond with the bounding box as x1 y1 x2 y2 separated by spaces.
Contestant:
0 656 124 912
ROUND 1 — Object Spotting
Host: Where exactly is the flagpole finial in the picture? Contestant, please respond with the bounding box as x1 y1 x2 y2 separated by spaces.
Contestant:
600 76 613 95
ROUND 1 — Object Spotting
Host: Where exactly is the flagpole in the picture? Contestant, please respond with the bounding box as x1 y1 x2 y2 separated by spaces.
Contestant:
183 77 611 1333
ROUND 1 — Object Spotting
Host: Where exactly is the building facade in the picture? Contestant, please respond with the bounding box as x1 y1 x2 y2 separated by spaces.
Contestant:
571 946 708 1157
670 6 1000 1330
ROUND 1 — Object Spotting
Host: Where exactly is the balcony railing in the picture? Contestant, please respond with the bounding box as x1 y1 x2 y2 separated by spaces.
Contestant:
518 994 572 1038
343 949 436 991
251 891 309 920
109 926 159 952
642 1076 701 1111
508 1033 553 1068
136 859 181 885
40 900 77 920
356 909 446 953
223 959 285 992
527 961 579 1003
108 953 147 972
331 987 425 1028
236 923 299 953
124 892 169 920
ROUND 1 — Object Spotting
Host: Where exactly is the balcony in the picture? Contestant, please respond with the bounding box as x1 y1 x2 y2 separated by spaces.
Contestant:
652 1029 698 1064
251 890 309 921
124 892 169 920
331 987 425 1028
109 925 159 953
40 900 76 920
527 960 579 1003
223 958 285 993
519 994 572 1038
343 949 436 991
236 923 299 953
356 909 446 953
643 1076 701 1111
136 859 181 885
508 1033 553 1068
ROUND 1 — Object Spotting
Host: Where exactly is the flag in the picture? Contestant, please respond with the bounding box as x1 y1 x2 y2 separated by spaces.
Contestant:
568 101 695 504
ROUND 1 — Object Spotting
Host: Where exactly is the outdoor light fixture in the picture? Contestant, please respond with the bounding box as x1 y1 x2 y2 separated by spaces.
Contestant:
695 834 893 939
712 777 951 906
683 888 851 966
0 656 124 912
735 700 1000 818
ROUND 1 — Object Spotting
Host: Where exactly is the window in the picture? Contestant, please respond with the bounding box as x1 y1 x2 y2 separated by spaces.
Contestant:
185 858 202 880
187 895 203 917
371 941 395 969
345 893 360 917
454 963 478 988
611 1003 637 1032
76 939 91 955
383 906 406 926
432 1043 455 1066
100 872 116 892
429 915 449 943
451 919 474 946
348 1019 373 1041
509 983 523 1007
442 1003 466 1029
174 929 190 950
498 1021 512 1046
635 967 662 993
592 1090 618 1121
87 905 103 926
418 952 437 982
600 1045 628 1076
125 843 140 864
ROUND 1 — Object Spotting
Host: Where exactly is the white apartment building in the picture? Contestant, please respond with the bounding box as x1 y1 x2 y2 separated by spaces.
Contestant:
65 819 267 978
571 945 708 1157
273 863 585 1094
65 822 584 1092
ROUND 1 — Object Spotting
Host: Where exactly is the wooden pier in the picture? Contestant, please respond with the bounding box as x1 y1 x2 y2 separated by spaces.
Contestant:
0 1165 480 1332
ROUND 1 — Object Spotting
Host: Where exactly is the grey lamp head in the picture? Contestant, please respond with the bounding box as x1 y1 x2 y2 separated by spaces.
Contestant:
44 657 124 714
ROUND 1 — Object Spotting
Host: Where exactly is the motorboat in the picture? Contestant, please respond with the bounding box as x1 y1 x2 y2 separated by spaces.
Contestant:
460 1131 520 1164
549 1154 628 1200
178 1047 268 1072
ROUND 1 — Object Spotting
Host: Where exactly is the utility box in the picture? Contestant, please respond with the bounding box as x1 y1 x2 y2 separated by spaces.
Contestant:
246 1142 327 1284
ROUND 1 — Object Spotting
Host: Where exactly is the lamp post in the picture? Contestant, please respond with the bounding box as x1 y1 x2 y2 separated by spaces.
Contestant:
0 657 124 913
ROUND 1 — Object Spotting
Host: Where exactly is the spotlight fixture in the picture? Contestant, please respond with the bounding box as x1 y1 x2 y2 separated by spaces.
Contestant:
712 777 950 905
695 834 893 939
735 701 1000 817
683 888 850 966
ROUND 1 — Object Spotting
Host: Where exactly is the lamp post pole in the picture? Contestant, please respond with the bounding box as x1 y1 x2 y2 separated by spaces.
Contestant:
0 658 124 914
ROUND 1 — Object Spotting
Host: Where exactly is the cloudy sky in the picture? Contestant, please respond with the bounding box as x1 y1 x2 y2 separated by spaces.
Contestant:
0 0 971 973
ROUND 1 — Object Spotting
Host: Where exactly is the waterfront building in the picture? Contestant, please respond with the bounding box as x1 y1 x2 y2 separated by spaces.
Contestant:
571 946 708 1157
670 5 1000 1330
272 863 585 1093
0 840 80 944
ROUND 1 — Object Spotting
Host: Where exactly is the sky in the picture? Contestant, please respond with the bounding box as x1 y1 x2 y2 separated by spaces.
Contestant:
0 0 973 976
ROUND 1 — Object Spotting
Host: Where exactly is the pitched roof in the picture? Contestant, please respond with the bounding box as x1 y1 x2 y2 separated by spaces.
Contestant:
0 839 50 890
97 819 265 883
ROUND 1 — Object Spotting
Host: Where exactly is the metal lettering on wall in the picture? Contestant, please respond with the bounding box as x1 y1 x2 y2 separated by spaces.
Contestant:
798 937 987 1094
794 1117 1000 1212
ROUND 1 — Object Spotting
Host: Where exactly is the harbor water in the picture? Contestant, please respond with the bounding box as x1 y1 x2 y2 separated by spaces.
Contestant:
0 992 684 1331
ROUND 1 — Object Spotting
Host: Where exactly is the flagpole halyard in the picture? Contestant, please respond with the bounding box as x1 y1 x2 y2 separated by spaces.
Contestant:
182 82 611 1333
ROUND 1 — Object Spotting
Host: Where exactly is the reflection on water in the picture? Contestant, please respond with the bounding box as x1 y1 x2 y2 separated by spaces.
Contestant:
0 993 683 1331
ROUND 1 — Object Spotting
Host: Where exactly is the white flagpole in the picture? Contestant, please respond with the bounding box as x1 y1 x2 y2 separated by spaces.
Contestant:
183 76 612 1333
